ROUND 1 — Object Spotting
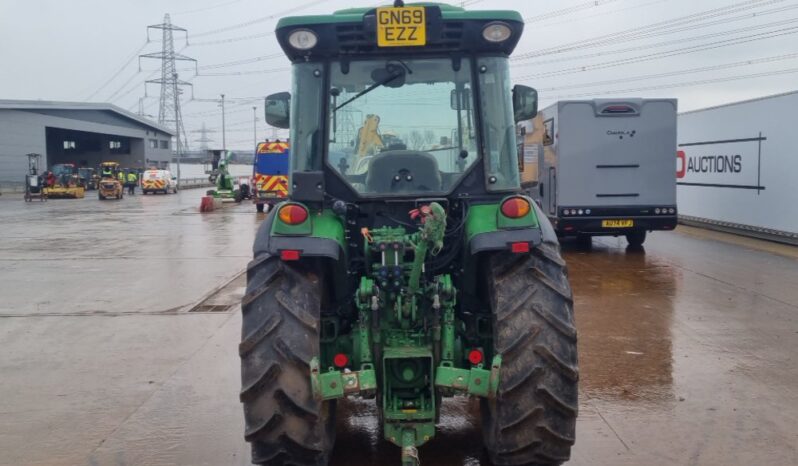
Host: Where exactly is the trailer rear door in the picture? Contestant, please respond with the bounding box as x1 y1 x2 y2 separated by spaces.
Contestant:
557 99 677 207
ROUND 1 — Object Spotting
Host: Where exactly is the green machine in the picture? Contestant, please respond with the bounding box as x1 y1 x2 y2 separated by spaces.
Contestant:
240 2 578 465
208 150 242 202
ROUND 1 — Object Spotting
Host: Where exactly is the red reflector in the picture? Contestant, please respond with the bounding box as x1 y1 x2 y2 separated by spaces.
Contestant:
510 242 530 253
333 353 349 368
278 204 308 225
500 197 531 218
468 349 484 365
564 226 574 231
280 250 301 261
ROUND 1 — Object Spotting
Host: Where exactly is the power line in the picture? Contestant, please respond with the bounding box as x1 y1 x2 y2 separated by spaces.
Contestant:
190 0 326 38
172 0 245 16
197 68 290 77
513 14 798 68
514 0 786 60
524 0 622 23
541 66 798 100
106 69 145 101
535 52 798 92
515 26 798 80
533 0 670 29
84 40 149 101
189 31 276 47
198 53 284 70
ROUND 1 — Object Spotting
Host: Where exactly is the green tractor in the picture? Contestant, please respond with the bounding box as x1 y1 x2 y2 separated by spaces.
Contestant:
240 2 578 465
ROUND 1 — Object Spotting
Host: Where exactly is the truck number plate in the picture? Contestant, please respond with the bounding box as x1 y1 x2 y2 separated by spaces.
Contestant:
376 6 426 47
602 219 634 228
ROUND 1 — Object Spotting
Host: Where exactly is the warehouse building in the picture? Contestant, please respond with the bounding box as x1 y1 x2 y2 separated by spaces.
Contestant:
0 100 174 187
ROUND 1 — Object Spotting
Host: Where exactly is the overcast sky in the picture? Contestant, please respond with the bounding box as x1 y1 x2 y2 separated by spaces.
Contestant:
1 0 796 150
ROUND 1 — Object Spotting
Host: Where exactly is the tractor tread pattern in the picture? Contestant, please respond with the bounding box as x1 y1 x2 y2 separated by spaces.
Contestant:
240 255 334 466
483 242 579 466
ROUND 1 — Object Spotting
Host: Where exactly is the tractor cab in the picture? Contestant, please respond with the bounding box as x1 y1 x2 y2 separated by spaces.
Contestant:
265 2 537 207
50 164 79 186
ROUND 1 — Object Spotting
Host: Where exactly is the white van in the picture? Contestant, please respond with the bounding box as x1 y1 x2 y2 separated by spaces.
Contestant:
141 169 178 195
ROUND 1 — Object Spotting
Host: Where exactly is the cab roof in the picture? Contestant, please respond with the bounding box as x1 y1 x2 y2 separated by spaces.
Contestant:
275 2 524 62
276 3 523 28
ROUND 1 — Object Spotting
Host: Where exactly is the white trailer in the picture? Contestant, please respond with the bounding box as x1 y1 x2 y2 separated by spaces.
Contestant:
677 90 798 244
519 98 678 246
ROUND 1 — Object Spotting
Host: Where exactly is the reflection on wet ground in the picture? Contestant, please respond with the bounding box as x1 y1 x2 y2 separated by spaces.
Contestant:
1 192 797 466
568 242 676 405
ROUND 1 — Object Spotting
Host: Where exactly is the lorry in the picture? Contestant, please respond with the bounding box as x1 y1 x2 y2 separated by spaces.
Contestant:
252 140 289 212
521 98 678 247
677 90 798 244
238 3 578 466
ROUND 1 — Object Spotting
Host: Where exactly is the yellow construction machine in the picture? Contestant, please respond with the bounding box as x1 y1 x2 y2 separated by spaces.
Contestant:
43 163 85 199
98 162 124 200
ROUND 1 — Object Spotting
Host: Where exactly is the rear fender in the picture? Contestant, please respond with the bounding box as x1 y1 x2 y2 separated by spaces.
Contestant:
466 197 556 255
253 203 346 260
252 203 349 296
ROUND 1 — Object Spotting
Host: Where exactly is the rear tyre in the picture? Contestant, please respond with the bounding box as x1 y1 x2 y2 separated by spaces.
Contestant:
625 230 647 247
575 234 592 249
240 255 335 465
256 203 265 213
482 242 578 466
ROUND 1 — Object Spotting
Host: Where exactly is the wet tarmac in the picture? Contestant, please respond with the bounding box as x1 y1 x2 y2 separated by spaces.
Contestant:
1 191 797 466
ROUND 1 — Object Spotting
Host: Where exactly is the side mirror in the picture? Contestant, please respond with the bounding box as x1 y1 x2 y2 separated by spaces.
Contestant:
512 85 538 122
265 92 291 129
450 88 472 111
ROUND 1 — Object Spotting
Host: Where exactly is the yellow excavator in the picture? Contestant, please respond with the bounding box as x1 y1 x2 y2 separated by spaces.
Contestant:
43 163 85 199
351 114 386 175
356 114 383 157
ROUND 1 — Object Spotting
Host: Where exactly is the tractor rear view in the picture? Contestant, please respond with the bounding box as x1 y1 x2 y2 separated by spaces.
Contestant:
240 3 578 465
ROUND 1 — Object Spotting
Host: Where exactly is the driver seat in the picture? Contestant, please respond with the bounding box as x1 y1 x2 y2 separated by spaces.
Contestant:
365 150 442 193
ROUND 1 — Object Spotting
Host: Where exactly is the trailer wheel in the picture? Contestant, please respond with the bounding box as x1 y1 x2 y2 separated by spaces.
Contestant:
625 230 646 247
482 242 578 466
256 203 265 213
240 255 335 465
576 234 592 249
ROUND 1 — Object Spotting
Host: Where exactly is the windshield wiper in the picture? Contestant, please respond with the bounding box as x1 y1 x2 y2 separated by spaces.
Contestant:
335 61 412 112
335 73 401 112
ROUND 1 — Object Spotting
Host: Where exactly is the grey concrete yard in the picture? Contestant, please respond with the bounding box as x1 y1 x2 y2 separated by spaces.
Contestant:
1 190 796 465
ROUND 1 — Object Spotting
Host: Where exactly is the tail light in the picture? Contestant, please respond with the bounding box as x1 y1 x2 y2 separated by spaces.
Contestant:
333 353 349 368
278 204 308 225
468 349 484 365
500 197 531 218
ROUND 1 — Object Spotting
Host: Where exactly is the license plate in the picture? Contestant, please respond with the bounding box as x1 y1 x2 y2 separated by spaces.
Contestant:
376 6 426 47
602 219 634 228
